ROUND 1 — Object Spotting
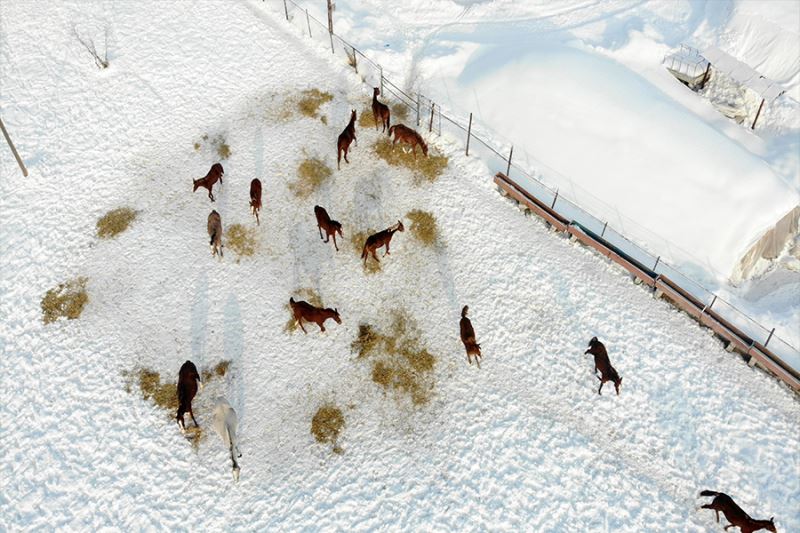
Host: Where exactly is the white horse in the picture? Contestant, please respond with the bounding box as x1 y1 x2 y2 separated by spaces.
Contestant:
212 398 241 482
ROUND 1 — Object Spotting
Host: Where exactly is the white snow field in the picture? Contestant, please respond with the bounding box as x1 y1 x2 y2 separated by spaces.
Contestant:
294 0 800 357
1 1 799 532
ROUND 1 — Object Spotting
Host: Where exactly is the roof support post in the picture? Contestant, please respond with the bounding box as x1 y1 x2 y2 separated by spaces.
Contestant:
751 98 765 130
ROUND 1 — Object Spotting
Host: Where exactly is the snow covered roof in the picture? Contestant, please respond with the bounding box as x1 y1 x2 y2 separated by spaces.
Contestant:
702 45 787 102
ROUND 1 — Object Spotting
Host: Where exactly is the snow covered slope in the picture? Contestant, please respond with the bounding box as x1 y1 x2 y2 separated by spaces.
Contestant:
1 1 799 531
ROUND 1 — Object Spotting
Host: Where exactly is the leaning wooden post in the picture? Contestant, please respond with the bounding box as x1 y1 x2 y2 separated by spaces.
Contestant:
700 62 712 89
465 112 473 156
0 117 28 177
428 103 435 133
379 65 384 95
283 0 288 20
305 9 312 38
764 327 776 347
327 0 335 53
506 145 513 177
416 93 421 127
551 189 559 209
600 221 608 237
751 98 765 130
653 256 661 270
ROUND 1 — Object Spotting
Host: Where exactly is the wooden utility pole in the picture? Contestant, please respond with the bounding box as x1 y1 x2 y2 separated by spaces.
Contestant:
465 112 472 156
327 0 334 34
0 117 28 177
428 103 435 132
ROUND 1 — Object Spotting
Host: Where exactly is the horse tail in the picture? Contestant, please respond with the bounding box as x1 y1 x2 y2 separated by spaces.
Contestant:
361 242 368 259
388 125 395 138
386 112 390 133
700 490 721 498
461 305 469 318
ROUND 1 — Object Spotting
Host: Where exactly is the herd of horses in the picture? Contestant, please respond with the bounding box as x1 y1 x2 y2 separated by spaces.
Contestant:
176 87 780 531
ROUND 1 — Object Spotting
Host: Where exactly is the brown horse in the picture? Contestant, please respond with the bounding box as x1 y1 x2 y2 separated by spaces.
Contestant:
249 178 262 225
208 210 223 258
176 360 203 431
388 124 428 159
584 337 622 395
314 205 343 251
361 220 404 265
700 491 776 533
372 87 390 132
460 305 482 368
337 109 357 170
289 297 341 333
193 163 224 201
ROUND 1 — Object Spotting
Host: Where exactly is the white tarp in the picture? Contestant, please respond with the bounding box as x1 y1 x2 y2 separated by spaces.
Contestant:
702 45 786 102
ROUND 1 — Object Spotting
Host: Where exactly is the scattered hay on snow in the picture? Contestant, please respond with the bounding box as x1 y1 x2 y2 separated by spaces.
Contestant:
406 209 439 246
225 224 257 259
351 310 436 406
41 277 89 324
194 133 232 160
289 157 333 198
96 207 137 239
311 404 345 453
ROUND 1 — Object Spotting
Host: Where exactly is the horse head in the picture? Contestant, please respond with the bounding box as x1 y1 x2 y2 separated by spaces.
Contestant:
332 308 342 324
394 220 405 232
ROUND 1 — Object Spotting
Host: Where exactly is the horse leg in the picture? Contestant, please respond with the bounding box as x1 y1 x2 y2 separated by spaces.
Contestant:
598 380 605 395
332 233 339 251
208 189 215 202
337 149 342 170
371 249 379 263
318 320 326 332
318 224 324 240
189 405 199 427
344 146 349 164
384 241 390 256
412 144 417 160
374 113 378 131
297 317 308 334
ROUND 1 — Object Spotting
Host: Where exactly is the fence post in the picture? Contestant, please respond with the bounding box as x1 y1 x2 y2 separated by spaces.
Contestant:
438 105 441 135
416 93 421 127
0 117 28 177
379 65 384 95
751 98 765 130
701 295 716 315
327 0 334 33
329 30 334 54
352 47 358 73
764 327 775 347
428 103 435 133
506 145 513 177
600 221 608 238
283 0 288 20
305 9 312 38
653 256 661 270
465 112 473 156
551 189 559 209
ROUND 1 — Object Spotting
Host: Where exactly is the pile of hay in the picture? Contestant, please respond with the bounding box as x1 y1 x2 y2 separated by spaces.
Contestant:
97 207 137 239
41 277 89 324
406 209 439 246
225 224 257 258
374 138 448 184
311 404 345 453
193 133 231 160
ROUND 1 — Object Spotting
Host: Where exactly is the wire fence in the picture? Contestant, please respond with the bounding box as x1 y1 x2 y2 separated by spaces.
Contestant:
272 0 800 380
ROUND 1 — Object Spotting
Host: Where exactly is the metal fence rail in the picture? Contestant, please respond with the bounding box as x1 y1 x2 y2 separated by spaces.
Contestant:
271 0 800 388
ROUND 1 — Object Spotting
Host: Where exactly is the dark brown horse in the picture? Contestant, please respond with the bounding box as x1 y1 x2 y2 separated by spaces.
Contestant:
314 205 343 251
700 491 777 533
388 124 428 159
584 337 622 395
208 210 223 258
249 178 262 225
337 109 357 170
193 163 224 201
176 360 202 431
289 297 341 333
361 220 404 265
372 87 390 132
459 305 482 368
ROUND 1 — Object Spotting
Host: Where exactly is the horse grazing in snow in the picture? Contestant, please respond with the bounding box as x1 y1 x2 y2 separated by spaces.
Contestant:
207 210 223 258
361 220 404 265
371 87 390 132
584 336 622 395
337 109 357 170
289 297 341 333
212 398 242 482
193 163 224 201
699 491 777 533
388 124 428 159
459 305 482 368
176 360 203 431
314 205 343 251
249 178 262 225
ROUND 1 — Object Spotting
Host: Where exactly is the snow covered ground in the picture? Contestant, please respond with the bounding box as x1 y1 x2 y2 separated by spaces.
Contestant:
1 1 799 531
293 0 800 355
